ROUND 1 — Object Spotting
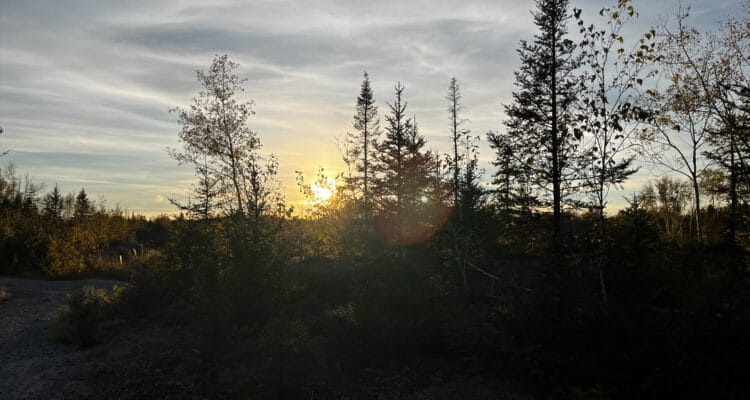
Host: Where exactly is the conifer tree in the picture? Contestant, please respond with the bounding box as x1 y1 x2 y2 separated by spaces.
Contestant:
374 83 438 243
42 184 64 221
376 82 413 214
401 116 435 210
346 72 381 217
488 130 537 216
446 77 470 210
493 0 581 253
74 188 93 220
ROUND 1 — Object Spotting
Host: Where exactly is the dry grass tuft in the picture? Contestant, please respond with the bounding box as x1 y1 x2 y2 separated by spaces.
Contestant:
0 287 11 304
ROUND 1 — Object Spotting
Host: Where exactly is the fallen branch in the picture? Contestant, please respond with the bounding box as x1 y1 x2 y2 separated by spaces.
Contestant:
467 262 499 280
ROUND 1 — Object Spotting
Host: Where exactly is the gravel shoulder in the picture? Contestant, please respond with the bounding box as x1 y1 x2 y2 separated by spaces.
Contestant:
0 277 123 400
1 276 536 399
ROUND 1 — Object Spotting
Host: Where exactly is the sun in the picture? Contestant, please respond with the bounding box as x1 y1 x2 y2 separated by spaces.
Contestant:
310 176 337 203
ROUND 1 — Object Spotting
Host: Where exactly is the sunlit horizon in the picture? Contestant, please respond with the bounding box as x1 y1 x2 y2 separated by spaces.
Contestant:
0 0 743 217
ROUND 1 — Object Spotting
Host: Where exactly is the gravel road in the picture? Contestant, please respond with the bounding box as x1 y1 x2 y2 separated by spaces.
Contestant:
0 277 123 400
0 277 536 400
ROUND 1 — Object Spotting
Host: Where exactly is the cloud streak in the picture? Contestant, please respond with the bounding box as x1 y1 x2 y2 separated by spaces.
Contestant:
0 0 744 215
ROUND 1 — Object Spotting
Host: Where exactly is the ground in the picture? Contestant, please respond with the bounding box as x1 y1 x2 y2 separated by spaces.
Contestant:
0 277 121 400
0 276 536 399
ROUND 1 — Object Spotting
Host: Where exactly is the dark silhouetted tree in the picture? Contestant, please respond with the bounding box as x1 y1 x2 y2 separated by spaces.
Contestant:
575 0 657 304
374 84 439 245
74 188 93 220
170 54 259 216
345 72 381 218
488 130 537 216
496 0 582 255
376 82 413 214
576 0 656 224
446 77 470 211
641 10 715 243
42 184 64 221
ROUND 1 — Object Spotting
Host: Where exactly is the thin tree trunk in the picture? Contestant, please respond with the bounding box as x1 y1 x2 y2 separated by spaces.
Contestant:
730 129 738 247
363 107 369 220
452 95 460 211
691 146 702 242
599 269 608 305
551 20 562 263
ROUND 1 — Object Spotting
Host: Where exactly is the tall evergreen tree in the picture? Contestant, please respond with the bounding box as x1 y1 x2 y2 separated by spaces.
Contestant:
401 116 435 210
446 77 470 210
376 82 413 214
74 188 93 219
494 0 582 253
374 83 438 245
345 71 381 218
42 184 64 221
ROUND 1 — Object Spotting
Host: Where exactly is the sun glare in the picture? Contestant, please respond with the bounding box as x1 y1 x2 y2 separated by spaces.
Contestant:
310 176 337 203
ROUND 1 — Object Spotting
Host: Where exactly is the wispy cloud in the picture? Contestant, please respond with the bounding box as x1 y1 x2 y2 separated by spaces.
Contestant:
0 0 744 214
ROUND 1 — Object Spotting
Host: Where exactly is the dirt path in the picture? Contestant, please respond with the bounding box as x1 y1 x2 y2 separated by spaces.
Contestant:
0 277 122 400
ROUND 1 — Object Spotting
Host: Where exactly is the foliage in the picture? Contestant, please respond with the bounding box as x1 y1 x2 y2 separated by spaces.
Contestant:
575 0 655 219
4 5 750 399
169 54 266 218
0 164 156 278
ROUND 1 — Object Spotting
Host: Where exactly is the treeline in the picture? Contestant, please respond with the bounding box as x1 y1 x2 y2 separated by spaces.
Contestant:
0 165 169 277
3 0 750 398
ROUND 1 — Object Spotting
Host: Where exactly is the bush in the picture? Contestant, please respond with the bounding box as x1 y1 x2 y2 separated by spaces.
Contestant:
54 285 113 346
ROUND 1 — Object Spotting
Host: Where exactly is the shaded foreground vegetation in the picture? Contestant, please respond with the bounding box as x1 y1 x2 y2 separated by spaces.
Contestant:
2 0 750 398
39 199 750 399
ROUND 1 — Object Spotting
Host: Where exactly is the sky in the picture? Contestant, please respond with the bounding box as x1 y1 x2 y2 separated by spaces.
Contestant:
0 0 745 216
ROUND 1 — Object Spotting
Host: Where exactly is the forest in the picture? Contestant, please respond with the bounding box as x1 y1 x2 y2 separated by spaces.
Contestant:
1 0 750 398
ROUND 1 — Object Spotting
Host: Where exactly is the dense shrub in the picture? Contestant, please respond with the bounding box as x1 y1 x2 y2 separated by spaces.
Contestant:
54 285 115 347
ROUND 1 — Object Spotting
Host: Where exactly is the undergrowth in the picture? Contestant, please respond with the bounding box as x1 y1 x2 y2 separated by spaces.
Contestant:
53 285 119 347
